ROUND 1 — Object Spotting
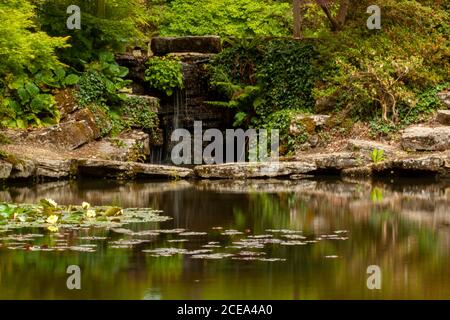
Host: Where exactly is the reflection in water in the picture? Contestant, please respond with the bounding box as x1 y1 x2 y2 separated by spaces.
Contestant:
0 178 449 299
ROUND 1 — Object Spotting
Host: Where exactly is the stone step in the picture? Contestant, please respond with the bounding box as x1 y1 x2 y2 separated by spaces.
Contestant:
77 159 193 179
436 110 450 125
194 162 317 179
151 36 222 55
346 139 399 158
401 126 450 151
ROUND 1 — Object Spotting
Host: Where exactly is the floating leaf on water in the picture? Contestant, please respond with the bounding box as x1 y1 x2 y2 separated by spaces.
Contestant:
69 246 95 252
258 258 286 262
156 229 185 234
69 246 96 252
191 253 234 260
143 248 187 256
221 230 243 236
104 207 123 217
281 235 306 240
232 241 264 249
266 229 302 234
132 230 159 237
179 232 207 236
78 236 108 241
248 235 273 239
111 228 134 235
232 257 259 261
186 249 213 255
110 239 148 246
238 251 266 256
280 241 307 246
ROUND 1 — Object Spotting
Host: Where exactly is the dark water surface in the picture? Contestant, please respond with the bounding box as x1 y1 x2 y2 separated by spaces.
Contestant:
0 178 449 299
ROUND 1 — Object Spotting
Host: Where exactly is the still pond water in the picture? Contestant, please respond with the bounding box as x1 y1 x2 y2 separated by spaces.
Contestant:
0 177 449 299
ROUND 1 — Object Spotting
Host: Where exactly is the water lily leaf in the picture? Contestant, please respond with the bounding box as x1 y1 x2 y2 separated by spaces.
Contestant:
104 207 123 217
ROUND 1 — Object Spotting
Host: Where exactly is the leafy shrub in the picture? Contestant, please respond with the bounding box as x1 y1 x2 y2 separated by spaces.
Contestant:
159 0 291 37
0 0 71 127
209 38 318 127
35 0 148 69
77 52 130 107
312 0 450 124
145 56 184 96
121 96 160 140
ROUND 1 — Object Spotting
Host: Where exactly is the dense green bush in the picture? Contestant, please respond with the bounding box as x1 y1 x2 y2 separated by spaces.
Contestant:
159 0 291 37
0 0 72 127
209 38 318 127
145 56 184 96
34 0 148 69
77 52 130 107
312 0 450 126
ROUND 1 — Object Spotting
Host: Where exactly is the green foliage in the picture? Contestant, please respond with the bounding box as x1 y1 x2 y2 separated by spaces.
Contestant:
312 0 450 124
262 109 309 155
257 40 317 116
209 38 318 128
77 51 130 107
145 56 184 96
121 96 160 140
0 0 71 127
35 0 148 69
0 134 11 146
159 0 291 37
370 149 386 164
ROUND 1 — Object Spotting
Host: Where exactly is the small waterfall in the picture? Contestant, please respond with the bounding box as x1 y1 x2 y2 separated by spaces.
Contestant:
149 146 163 164
172 89 183 131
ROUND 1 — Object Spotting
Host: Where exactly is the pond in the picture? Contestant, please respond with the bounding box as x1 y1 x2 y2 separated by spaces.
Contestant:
0 177 449 300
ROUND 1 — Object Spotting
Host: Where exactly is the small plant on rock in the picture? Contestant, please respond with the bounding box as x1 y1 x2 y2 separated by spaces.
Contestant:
370 149 386 164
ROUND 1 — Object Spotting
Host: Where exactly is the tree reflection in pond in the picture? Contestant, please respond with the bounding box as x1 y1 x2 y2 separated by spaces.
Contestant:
0 178 449 299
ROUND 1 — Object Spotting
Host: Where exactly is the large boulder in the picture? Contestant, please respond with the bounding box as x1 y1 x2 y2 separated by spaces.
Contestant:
80 130 151 162
401 126 450 151
151 36 222 55
9 158 35 178
372 153 448 174
32 109 103 151
194 161 317 179
35 159 77 179
300 152 364 170
67 108 104 138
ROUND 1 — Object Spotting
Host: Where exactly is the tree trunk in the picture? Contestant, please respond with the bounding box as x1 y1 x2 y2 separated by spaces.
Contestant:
317 0 350 31
293 0 303 39
97 0 106 17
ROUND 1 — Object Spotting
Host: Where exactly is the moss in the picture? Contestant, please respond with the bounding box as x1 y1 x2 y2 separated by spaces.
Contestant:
298 117 316 135
0 133 11 145
0 151 24 166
